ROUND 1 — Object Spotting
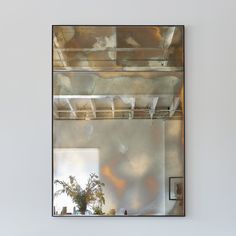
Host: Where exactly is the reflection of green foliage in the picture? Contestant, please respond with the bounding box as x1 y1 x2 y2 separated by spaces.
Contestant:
93 206 105 215
54 173 105 215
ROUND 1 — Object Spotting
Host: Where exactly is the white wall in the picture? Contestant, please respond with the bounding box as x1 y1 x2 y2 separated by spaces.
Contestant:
0 0 236 235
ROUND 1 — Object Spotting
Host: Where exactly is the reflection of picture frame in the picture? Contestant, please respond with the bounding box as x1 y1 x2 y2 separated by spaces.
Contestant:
169 177 184 200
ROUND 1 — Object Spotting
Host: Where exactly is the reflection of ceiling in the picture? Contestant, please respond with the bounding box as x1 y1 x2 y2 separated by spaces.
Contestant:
53 26 183 71
53 26 184 120
53 72 182 95
54 95 181 120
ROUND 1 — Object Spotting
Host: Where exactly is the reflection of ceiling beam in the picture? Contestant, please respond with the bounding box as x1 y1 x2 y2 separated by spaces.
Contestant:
169 97 180 117
164 27 176 48
66 99 77 118
163 27 176 59
56 108 175 113
53 34 72 70
53 66 183 72
130 97 135 119
54 48 169 52
54 95 175 99
149 97 159 119
53 103 59 118
53 95 182 120
53 71 183 79
120 96 135 119
89 99 96 118
110 98 115 118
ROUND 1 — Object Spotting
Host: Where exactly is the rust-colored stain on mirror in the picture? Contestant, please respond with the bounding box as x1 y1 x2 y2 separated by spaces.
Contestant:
52 25 185 217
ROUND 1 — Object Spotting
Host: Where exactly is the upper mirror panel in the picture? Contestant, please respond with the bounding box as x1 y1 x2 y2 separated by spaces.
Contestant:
53 26 183 71
53 26 184 122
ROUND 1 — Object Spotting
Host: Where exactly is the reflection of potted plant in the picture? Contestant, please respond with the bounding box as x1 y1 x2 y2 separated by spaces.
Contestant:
54 173 105 215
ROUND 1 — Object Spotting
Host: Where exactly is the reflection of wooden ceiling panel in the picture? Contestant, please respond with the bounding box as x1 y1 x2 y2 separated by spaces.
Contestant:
54 26 115 48
53 71 183 96
53 26 184 71
116 26 164 48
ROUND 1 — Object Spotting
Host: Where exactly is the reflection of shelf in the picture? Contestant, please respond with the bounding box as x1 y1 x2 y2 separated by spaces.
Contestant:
53 95 183 120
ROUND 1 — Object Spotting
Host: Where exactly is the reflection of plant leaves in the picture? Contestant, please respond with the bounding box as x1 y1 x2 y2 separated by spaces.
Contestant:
54 173 105 214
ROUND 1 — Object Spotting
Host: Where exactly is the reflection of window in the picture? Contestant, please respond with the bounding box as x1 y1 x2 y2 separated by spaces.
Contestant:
53 148 99 213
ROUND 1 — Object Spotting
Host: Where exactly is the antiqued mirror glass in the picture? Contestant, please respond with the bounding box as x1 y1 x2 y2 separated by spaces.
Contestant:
52 25 185 216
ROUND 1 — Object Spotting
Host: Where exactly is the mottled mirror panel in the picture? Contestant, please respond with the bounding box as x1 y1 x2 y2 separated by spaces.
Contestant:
52 25 185 216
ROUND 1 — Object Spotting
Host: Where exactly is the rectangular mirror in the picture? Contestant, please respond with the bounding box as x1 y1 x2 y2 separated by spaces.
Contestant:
52 25 185 216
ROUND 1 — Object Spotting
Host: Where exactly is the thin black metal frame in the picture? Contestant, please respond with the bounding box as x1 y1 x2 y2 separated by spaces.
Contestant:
52 25 185 217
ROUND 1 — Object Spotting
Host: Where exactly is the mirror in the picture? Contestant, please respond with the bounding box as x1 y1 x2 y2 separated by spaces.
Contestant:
52 25 185 216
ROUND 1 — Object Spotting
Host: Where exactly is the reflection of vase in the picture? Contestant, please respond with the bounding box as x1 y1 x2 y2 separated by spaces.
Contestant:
74 209 92 216
78 203 87 215
77 193 87 215
80 208 86 215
